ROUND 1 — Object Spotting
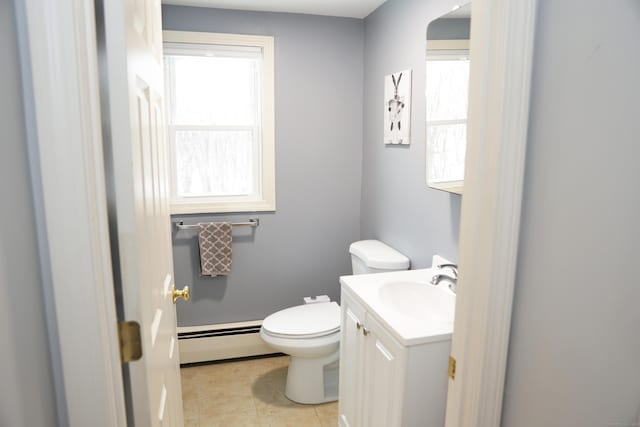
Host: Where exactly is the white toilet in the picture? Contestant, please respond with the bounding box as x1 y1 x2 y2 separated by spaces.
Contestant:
260 240 410 404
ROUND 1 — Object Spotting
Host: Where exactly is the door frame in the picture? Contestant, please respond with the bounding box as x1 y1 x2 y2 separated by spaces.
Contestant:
15 0 126 425
445 0 537 425
16 0 537 426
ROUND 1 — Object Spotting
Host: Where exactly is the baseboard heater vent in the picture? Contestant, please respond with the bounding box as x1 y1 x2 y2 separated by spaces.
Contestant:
177 321 276 364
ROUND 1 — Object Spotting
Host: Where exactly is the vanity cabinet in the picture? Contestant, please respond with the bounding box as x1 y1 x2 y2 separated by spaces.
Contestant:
338 287 451 427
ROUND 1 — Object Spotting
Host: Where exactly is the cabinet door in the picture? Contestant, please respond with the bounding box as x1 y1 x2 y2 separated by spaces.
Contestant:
362 314 406 427
339 291 367 427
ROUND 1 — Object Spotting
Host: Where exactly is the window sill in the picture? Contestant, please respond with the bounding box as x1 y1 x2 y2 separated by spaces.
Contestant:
169 199 276 215
428 180 463 195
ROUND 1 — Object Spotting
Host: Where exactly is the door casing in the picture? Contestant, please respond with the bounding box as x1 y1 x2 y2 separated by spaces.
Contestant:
16 0 537 425
14 0 126 425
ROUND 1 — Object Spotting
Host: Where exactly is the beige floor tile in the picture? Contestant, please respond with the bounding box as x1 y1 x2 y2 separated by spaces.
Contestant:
182 383 199 402
184 418 199 427
181 370 201 394
182 381 199 422
200 409 262 427
252 368 287 395
252 355 290 369
183 400 200 421
197 364 255 388
244 357 290 380
180 364 201 377
252 369 315 417
255 399 318 419
314 401 338 418
318 414 339 427
201 379 254 401
200 394 258 419
259 413 322 427
181 355 336 427
183 409 199 427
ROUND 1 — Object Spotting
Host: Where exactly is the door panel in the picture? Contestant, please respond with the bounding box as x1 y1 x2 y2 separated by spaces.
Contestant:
339 293 367 427
97 0 183 425
365 338 395 427
362 315 404 427
340 308 363 426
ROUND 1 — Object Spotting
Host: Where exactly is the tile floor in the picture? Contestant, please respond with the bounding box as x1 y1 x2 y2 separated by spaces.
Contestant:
181 355 339 427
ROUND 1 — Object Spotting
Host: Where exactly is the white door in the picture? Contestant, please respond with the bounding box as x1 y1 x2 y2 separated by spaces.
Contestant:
98 0 184 426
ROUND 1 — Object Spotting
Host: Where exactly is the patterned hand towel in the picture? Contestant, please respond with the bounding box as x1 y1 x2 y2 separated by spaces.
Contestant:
198 222 233 276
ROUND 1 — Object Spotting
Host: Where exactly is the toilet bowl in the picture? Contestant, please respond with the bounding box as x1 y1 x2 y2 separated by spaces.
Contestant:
260 302 341 404
260 240 410 404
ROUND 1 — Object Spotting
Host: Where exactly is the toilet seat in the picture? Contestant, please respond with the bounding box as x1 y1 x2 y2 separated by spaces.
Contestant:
262 302 340 339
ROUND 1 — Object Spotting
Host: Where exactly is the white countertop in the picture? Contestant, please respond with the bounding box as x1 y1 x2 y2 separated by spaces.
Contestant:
340 268 456 346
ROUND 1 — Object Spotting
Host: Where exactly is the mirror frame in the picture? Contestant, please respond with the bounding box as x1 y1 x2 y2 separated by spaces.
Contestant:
425 9 471 195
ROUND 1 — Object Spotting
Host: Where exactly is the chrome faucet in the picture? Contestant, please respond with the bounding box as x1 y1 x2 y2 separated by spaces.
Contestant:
431 263 458 293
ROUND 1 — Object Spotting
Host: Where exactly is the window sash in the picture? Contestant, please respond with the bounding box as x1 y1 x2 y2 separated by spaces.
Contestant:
166 125 263 200
163 51 262 128
164 47 262 201
426 46 470 185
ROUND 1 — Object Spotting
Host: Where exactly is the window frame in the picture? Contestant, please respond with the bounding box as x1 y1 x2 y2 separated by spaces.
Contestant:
163 30 276 214
425 39 470 192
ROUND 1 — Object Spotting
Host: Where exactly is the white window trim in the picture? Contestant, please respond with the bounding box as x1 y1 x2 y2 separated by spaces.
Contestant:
162 30 276 214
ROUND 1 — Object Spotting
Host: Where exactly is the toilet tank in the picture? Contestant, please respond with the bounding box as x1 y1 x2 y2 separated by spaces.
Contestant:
349 240 410 275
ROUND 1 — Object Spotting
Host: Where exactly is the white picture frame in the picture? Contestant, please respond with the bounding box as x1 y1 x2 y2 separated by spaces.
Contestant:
384 69 412 145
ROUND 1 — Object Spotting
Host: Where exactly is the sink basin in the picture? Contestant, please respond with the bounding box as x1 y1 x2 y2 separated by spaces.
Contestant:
378 281 455 322
341 267 457 344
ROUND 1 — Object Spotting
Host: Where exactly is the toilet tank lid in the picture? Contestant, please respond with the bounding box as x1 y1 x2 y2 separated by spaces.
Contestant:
349 240 410 270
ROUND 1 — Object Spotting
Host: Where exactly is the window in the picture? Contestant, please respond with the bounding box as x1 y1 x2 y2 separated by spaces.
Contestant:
163 31 275 214
426 40 470 185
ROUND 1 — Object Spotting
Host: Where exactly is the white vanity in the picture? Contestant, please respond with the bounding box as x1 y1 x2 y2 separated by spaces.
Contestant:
338 265 455 427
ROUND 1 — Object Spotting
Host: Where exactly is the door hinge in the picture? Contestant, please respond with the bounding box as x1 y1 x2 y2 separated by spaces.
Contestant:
118 321 143 363
448 356 456 380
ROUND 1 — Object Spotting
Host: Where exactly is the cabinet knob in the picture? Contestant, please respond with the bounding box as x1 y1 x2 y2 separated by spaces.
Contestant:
356 321 362 330
362 327 371 336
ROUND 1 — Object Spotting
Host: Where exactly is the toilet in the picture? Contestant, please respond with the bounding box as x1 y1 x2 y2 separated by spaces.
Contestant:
260 240 410 404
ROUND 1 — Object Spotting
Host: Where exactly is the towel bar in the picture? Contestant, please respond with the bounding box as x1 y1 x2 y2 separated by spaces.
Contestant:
174 218 259 231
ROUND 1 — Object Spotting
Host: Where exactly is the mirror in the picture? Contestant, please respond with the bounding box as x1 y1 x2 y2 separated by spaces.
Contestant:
426 3 472 195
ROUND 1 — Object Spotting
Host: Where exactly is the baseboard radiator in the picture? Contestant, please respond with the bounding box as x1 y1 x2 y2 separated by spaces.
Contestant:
177 320 277 364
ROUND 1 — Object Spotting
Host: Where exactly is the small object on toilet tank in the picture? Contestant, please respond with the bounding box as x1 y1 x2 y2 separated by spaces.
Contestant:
304 295 330 304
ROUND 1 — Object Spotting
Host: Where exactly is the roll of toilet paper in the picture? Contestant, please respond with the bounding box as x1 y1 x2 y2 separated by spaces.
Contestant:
303 295 331 304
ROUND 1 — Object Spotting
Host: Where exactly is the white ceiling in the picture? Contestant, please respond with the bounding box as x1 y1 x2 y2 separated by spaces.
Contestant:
162 0 388 19
442 3 472 19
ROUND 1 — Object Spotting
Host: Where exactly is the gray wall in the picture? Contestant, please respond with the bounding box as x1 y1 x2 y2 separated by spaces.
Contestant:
502 1 640 425
361 0 463 267
0 1 58 425
162 6 364 326
427 18 471 40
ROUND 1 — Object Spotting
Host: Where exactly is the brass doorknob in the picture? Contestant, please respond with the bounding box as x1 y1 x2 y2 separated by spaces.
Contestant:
172 285 190 303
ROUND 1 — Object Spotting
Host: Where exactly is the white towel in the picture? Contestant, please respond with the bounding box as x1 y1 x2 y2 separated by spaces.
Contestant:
198 222 232 276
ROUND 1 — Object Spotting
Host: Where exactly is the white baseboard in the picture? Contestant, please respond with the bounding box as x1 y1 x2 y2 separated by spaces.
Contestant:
177 321 278 364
